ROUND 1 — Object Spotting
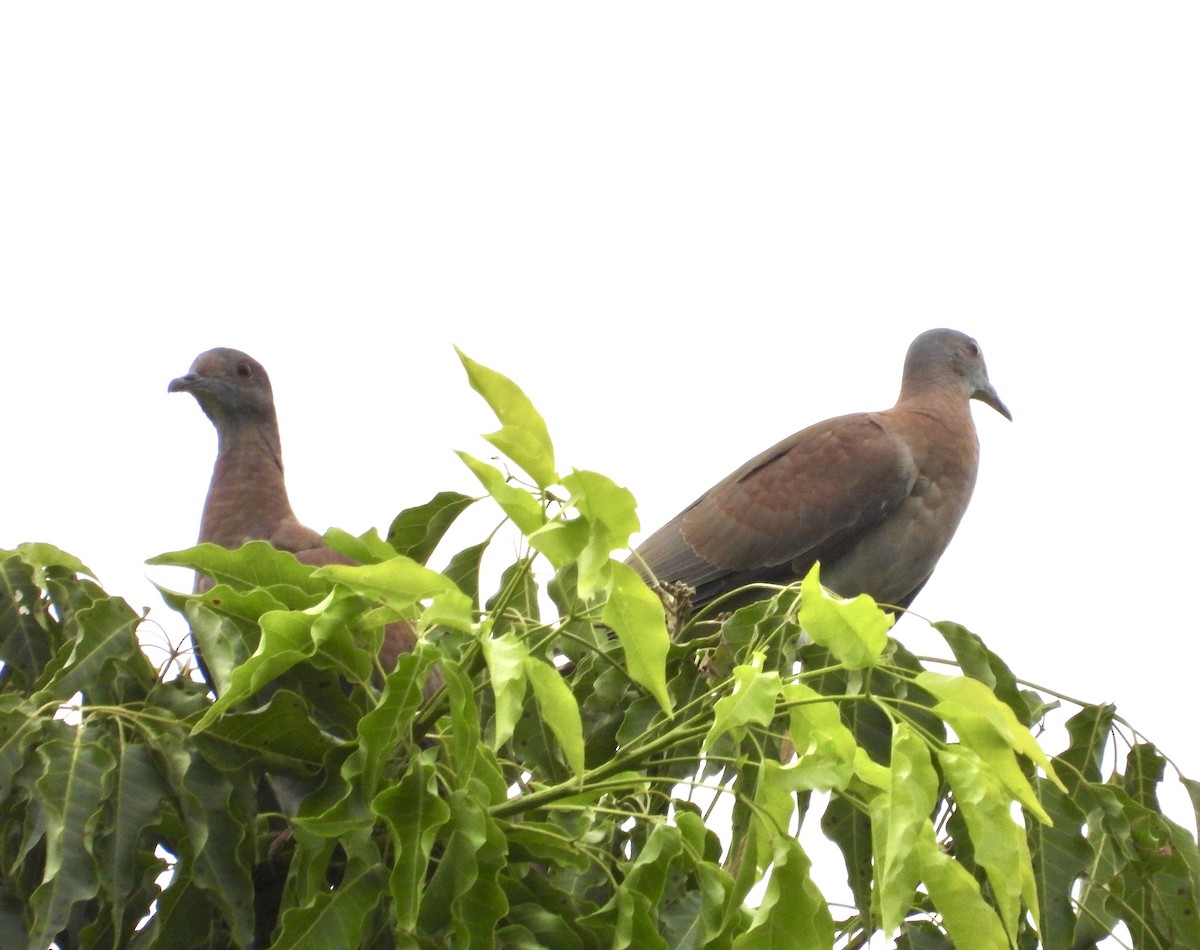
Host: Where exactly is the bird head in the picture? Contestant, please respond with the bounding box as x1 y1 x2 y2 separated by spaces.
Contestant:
168 347 277 428
904 329 1011 421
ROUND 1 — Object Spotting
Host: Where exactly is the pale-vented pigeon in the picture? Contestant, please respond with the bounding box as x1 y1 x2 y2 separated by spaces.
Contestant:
169 347 414 678
631 328 1009 614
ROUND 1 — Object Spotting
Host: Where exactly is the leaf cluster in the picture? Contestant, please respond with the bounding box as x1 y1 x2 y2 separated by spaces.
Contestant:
2 354 1199 949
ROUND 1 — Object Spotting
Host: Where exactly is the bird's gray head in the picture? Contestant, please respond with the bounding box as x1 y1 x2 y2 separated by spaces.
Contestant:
168 347 277 428
902 329 1011 420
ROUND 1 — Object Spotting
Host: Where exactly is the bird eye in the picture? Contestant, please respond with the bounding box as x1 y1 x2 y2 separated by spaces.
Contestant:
965 341 979 358
235 362 253 379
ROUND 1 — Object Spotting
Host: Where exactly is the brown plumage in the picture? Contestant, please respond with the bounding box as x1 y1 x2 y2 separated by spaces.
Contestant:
632 328 1010 613
169 347 413 674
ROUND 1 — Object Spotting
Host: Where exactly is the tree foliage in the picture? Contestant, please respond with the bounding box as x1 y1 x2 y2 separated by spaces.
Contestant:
2 354 1199 949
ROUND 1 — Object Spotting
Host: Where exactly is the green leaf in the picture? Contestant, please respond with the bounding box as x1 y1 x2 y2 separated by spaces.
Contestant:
273 856 388 949
149 540 330 594
27 727 115 949
733 837 833 950
314 556 475 632
300 645 440 836
13 541 97 579
32 594 151 706
153 737 256 946
524 656 585 778
0 555 54 688
1124 742 1166 811
707 654 782 750
798 564 891 669
601 561 672 714
932 620 1031 724
197 688 336 777
420 785 510 944
321 525 402 564
586 823 682 950
752 759 800 869
192 602 326 730
444 540 489 607
457 347 557 488
1027 775 1092 948
97 742 173 939
821 792 874 927
387 491 479 563
1058 702 1116 788
441 661 508 804
375 755 452 929
1183 775 1200 839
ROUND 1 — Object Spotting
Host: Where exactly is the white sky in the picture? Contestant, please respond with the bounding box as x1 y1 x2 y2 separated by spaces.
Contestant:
4 0 1199 864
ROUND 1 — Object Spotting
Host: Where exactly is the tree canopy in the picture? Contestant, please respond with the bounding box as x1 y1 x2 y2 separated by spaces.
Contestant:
2 352 1197 949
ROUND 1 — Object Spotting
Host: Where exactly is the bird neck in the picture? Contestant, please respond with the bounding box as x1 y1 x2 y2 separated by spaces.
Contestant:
198 421 300 548
889 388 980 480
896 368 970 410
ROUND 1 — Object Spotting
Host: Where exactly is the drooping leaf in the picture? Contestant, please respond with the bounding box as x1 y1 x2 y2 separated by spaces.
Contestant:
939 745 1037 936
300 645 440 837
1058 702 1116 788
821 792 874 929
916 670 1064 818
872 722 938 934
601 561 672 714
732 837 833 950
916 825 1011 949
933 620 1032 724
483 631 529 749
525 656 586 778
0 555 54 688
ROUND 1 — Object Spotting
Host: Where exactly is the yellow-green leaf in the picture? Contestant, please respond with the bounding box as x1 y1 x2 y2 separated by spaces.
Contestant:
314 557 475 633
798 564 891 669
457 348 556 488
481 633 529 749
873 722 938 934
456 451 545 536
708 654 782 750
916 825 1011 949
601 562 672 714
524 657 585 778
781 682 857 791
939 745 1039 935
